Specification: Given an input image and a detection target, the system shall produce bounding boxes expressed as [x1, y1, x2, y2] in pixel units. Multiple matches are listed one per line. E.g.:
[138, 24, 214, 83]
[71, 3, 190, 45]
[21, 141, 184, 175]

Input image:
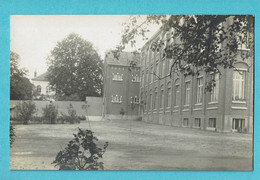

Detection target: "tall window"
[131, 96, 139, 103]
[145, 91, 147, 111]
[37, 85, 41, 95]
[146, 70, 149, 83]
[166, 83, 171, 108]
[196, 77, 203, 104]
[210, 73, 219, 102]
[168, 59, 173, 74]
[184, 81, 191, 105]
[233, 70, 246, 101]
[150, 66, 153, 83]
[155, 63, 159, 80]
[208, 118, 216, 128]
[141, 72, 144, 86]
[161, 59, 166, 77]
[149, 91, 153, 110]
[174, 80, 180, 107]
[154, 88, 158, 110]
[160, 86, 164, 109]
[194, 118, 201, 127]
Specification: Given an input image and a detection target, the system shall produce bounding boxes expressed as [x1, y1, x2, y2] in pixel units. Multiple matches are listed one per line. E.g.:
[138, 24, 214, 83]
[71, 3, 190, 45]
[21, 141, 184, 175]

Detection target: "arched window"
[174, 79, 180, 107]
[154, 88, 158, 110]
[166, 83, 171, 108]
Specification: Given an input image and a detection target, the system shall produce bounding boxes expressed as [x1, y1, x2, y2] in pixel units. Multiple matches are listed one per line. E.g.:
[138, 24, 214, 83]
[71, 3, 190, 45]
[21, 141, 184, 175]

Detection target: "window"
[46, 86, 50, 94]
[232, 118, 245, 130]
[146, 70, 149, 83]
[208, 118, 216, 128]
[196, 77, 203, 104]
[154, 88, 158, 110]
[184, 81, 191, 105]
[155, 63, 159, 80]
[145, 91, 147, 111]
[132, 74, 140, 82]
[149, 91, 153, 110]
[131, 96, 139, 103]
[150, 66, 153, 83]
[210, 73, 219, 102]
[112, 73, 123, 81]
[160, 86, 164, 109]
[161, 59, 166, 77]
[232, 70, 246, 101]
[141, 72, 144, 86]
[168, 59, 173, 74]
[194, 118, 201, 127]
[37, 85, 41, 95]
[166, 84, 171, 108]
[183, 118, 189, 127]
[174, 83, 180, 107]
[111, 95, 122, 103]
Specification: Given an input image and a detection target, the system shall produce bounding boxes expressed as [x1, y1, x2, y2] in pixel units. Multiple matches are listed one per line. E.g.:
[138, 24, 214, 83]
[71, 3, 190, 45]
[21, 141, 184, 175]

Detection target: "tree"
[117, 15, 254, 90]
[16, 101, 37, 124]
[10, 51, 34, 100]
[47, 33, 103, 101]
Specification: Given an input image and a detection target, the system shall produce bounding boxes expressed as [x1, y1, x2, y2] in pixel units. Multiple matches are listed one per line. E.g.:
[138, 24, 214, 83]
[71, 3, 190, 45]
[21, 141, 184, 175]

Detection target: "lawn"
[10, 119, 253, 170]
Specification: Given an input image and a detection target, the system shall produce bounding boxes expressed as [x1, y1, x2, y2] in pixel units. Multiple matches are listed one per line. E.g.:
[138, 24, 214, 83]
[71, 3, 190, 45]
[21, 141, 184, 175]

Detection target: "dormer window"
[132, 74, 140, 82]
[112, 73, 123, 81]
[111, 95, 122, 103]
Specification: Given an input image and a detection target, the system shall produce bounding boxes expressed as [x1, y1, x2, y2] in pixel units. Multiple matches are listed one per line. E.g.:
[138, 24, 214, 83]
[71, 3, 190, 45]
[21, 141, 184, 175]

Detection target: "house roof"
[31, 72, 49, 81]
[105, 51, 140, 66]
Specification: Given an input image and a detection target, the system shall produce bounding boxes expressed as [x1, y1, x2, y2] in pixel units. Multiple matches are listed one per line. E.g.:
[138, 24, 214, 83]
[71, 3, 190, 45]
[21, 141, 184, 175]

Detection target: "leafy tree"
[117, 15, 254, 89]
[16, 101, 37, 124]
[52, 128, 108, 170]
[10, 51, 33, 100]
[47, 33, 103, 101]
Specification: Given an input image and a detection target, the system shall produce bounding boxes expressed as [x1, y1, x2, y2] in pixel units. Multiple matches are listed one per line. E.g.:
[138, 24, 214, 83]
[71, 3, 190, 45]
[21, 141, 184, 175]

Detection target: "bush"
[52, 128, 108, 170]
[42, 103, 58, 124]
[67, 104, 80, 124]
[16, 101, 37, 124]
[78, 115, 86, 121]
[10, 125, 16, 147]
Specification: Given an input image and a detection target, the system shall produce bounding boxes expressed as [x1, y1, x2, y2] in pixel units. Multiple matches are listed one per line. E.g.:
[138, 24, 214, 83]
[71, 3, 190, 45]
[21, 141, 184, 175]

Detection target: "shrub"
[10, 125, 16, 147]
[42, 103, 58, 124]
[52, 128, 108, 170]
[78, 115, 86, 121]
[16, 101, 37, 124]
[67, 104, 79, 124]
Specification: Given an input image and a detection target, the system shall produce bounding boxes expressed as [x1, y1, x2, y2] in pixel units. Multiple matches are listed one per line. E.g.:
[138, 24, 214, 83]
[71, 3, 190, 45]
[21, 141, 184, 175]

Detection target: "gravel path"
[10, 119, 253, 170]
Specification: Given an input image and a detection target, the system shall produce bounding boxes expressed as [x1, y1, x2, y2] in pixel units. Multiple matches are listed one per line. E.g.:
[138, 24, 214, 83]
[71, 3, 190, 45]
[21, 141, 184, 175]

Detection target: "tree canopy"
[47, 33, 103, 101]
[118, 15, 254, 89]
[10, 51, 33, 100]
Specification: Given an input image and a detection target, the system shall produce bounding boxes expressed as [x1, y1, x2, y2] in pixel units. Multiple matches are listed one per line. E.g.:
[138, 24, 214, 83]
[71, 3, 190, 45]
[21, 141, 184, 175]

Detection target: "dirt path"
[10, 119, 253, 170]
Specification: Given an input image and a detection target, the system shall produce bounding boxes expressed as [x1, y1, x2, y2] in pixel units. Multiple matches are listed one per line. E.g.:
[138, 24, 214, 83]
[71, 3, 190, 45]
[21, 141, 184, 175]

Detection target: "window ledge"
[232, 101, 246, 104]
[231, 107, 248, 110]
[206, 127, 216, 131]
[208, 101, 218, 105]
[112, 102, 122, 104]
[183, 105, 190, 107]
[194, 103, 202, 106]
[113, 79, 123, 82]
[206, 107, 218, 110]
[173, 106, 179, 108]
[182, 109, 189, 112]
[193, 126, 201, 129]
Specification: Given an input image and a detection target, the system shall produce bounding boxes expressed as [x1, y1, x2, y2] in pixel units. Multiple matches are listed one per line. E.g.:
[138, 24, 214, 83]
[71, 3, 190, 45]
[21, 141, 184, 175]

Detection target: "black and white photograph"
[10, 15, 254, 170]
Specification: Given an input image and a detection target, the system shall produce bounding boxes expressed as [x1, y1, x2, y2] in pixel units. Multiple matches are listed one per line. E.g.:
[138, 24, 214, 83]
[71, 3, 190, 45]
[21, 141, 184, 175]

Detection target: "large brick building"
[103, 51, 141, 120]
[139, 17, 254, 133]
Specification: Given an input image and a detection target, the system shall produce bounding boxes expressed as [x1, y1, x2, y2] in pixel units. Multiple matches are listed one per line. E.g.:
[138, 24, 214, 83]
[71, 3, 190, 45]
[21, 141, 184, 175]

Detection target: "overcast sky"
[10, 15, 160, 79]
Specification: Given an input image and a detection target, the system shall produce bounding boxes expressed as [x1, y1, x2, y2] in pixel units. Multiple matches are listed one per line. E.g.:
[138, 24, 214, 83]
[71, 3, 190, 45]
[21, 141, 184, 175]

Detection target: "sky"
[10, 15, 160, 79]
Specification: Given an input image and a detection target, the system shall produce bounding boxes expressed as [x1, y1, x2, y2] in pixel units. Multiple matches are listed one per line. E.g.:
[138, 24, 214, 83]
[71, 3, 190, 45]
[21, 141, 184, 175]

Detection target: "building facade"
[139, 18, 254, 133]
[103, 51, 141, 120]
[31, 72, 55, 100]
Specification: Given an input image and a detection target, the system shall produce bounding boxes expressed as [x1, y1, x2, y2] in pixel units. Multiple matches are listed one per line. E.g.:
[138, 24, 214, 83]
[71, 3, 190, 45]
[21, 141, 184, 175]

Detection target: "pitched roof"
[31, 72, 49, 81]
